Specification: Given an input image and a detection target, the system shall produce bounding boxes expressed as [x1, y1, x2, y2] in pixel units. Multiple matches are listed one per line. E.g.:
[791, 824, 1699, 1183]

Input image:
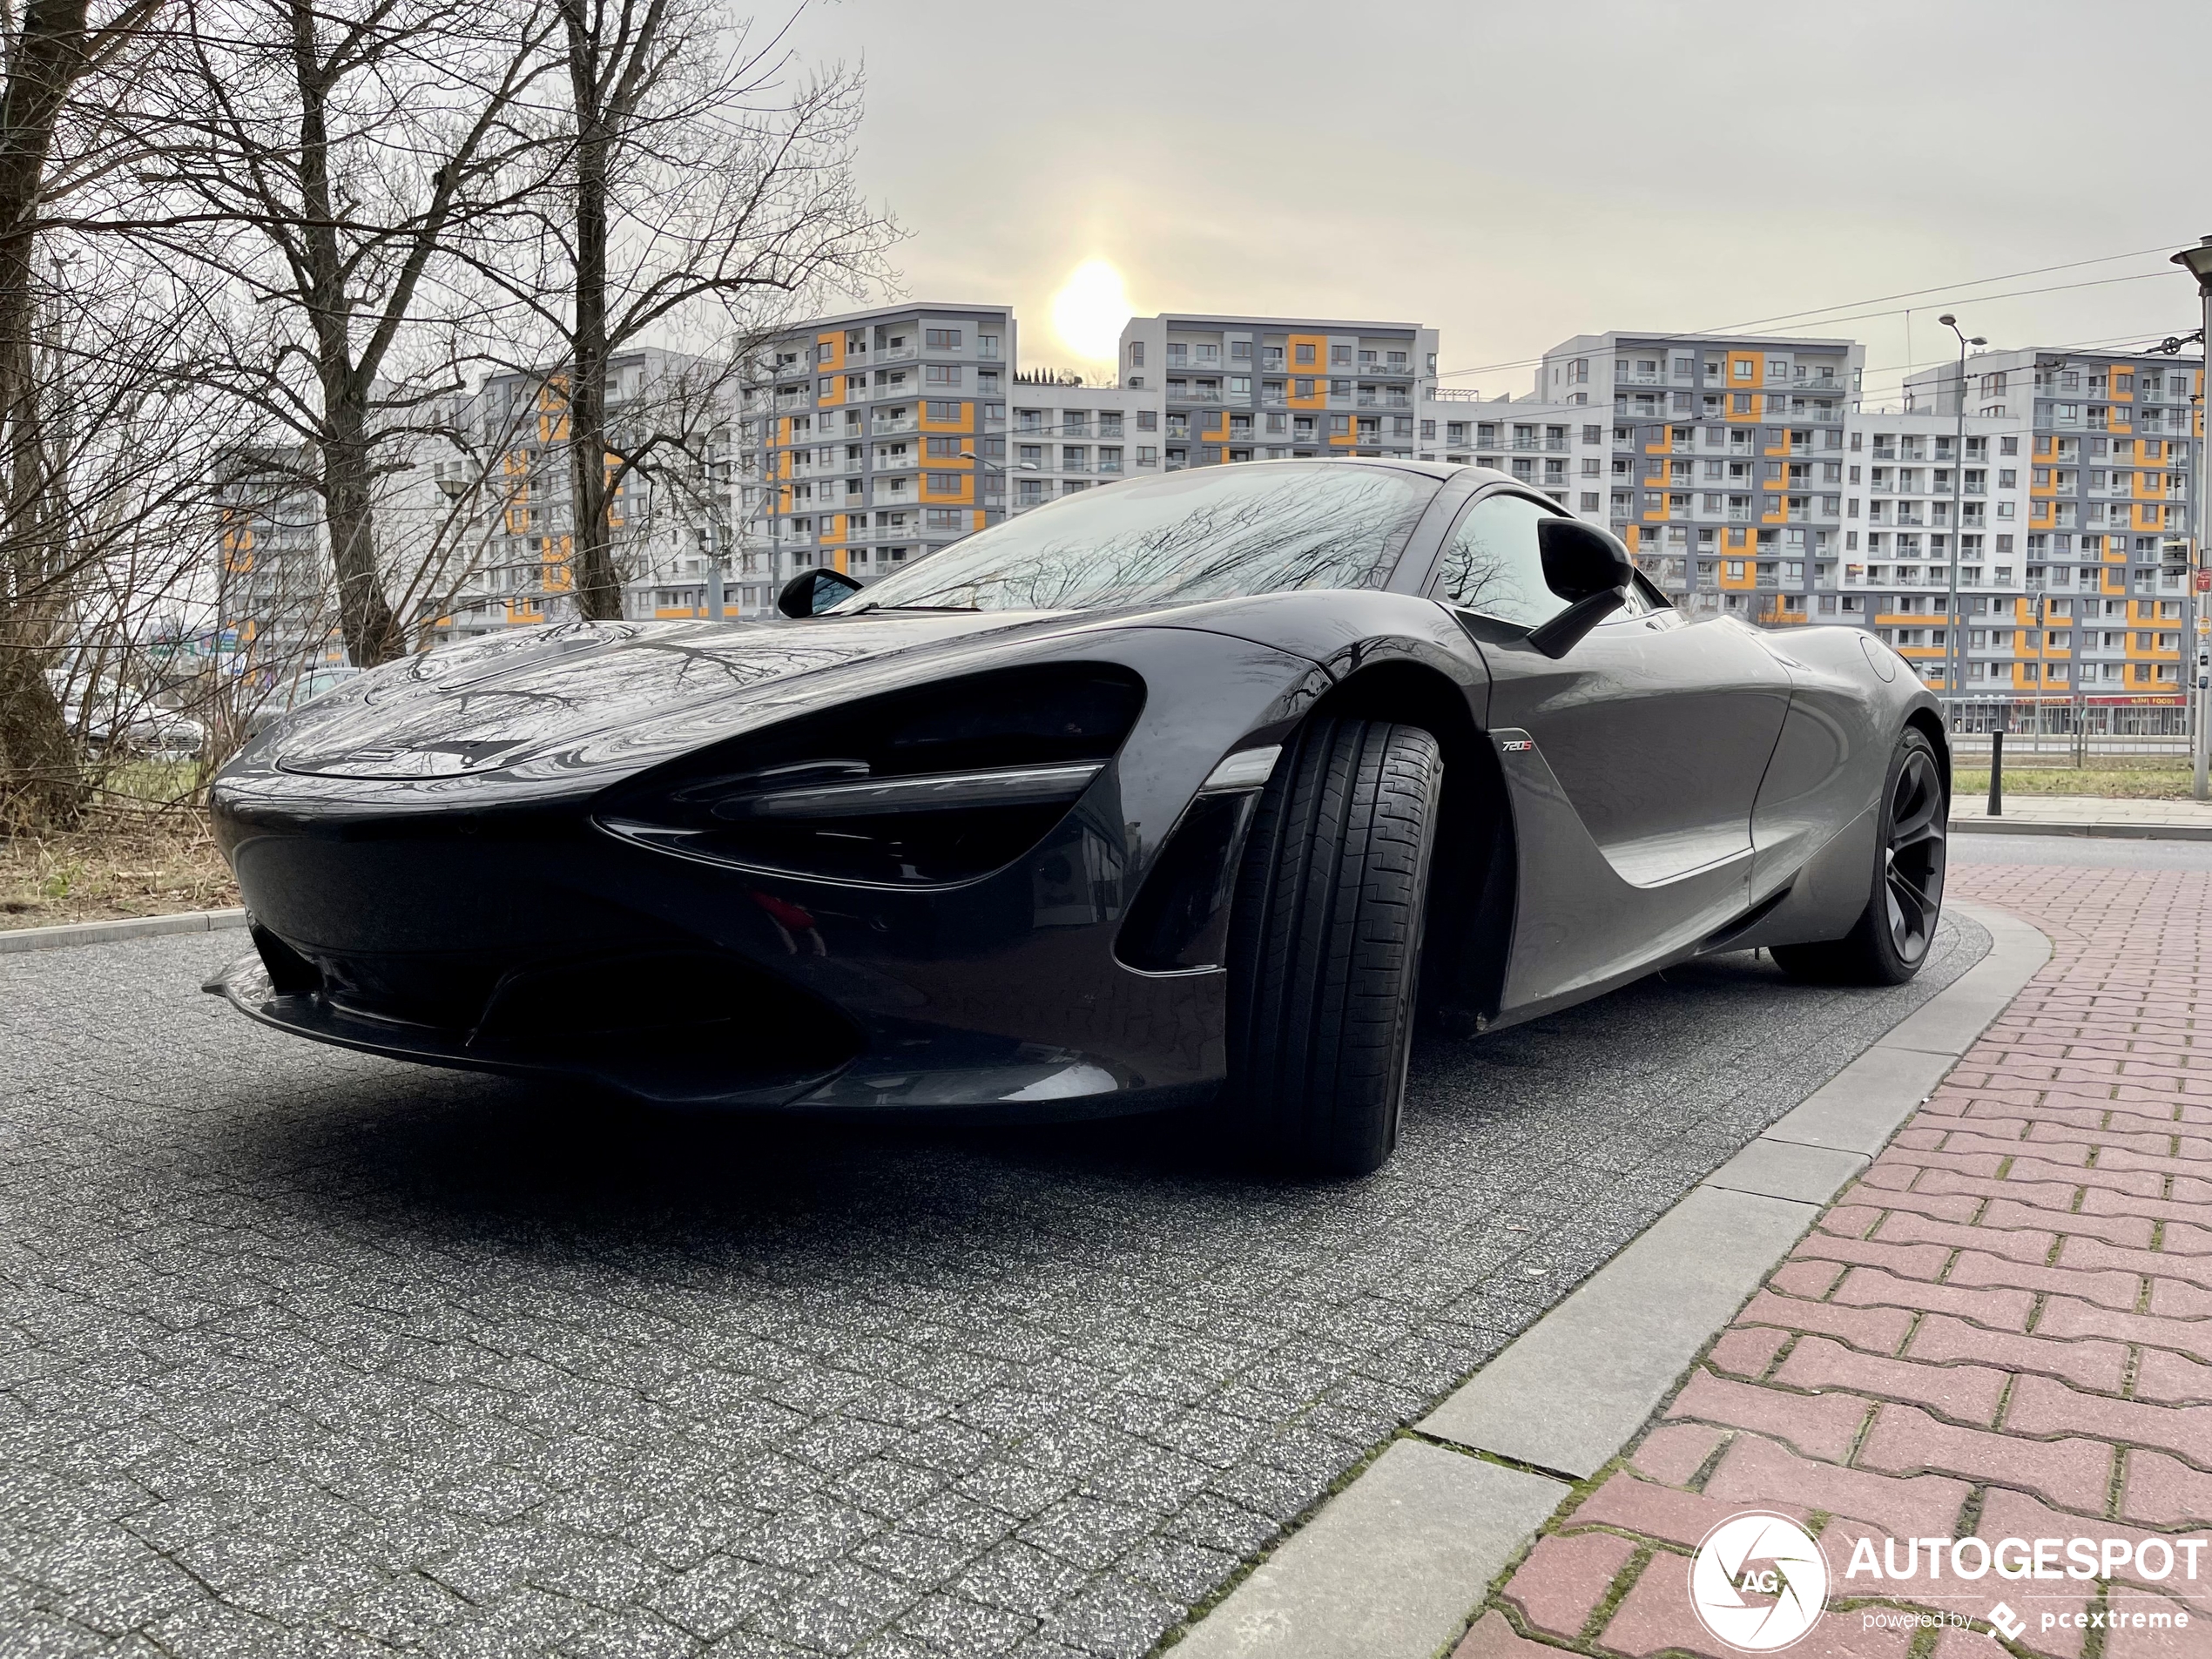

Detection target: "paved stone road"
[1465, 853, 2212, 1659]
[0, 918, 1984, 1659]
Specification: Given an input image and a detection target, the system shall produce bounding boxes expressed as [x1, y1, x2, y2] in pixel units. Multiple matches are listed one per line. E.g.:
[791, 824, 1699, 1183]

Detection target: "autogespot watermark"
[1687, 1512, 2204, 1652]
[1690, 1514, 1830, 1651]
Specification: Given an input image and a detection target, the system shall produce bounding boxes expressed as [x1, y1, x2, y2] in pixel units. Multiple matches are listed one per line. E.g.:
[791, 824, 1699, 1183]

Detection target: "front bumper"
[206, 628, 1323, 1116]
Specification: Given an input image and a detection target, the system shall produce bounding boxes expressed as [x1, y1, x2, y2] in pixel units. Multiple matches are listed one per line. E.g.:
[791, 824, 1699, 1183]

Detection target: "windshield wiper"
[844, 602, 982, 614]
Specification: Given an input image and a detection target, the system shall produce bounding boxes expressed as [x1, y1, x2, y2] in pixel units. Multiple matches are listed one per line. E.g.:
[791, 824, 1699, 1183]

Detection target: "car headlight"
[593, 664, 1145, 887]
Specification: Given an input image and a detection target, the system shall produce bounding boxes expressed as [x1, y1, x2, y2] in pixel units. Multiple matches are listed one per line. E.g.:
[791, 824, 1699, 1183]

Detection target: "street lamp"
[1935, 314, 1986, 718]
[961, 442, 1036, 507]
[2171, 235, 2212, 801]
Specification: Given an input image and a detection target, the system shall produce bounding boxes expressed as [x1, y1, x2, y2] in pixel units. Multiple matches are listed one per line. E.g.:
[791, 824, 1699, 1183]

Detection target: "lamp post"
[960, 442, 1036, 506]
[2171, 236, 2212, 802]
[1936, 314, 1986, 723]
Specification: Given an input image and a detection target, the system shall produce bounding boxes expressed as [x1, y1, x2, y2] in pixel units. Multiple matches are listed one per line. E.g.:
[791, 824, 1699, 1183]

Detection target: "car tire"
[1771, 726, 1947, 987]
[1223, 718, 1442, 1177]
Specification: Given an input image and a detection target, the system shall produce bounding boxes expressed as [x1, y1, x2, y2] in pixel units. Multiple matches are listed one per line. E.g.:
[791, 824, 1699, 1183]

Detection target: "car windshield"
[826, 462, 1440, 613]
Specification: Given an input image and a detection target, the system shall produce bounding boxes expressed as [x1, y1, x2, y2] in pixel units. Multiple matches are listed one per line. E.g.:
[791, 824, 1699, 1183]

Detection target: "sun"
[1049, 259, 1131, 363]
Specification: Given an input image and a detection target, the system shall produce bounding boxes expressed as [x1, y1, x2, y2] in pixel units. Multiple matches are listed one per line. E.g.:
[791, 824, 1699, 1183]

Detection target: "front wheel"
[1772, 726, 1946, 986]
[1222, 718, 1442, 1177]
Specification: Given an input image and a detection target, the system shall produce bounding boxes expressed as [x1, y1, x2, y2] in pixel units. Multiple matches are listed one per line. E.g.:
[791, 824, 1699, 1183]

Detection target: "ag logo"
[1688, 1512, 1830, 1651]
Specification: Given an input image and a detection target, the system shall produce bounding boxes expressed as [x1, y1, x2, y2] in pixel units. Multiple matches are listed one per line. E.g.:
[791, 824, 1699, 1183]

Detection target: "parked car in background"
[87, 709, 207, 761]
[241, 669, 363, 739]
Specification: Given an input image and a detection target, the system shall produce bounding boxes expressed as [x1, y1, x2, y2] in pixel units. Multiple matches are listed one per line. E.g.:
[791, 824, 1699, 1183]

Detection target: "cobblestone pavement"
[0, 915, 1985, 1659]
[1464, 855, 2212, 1659]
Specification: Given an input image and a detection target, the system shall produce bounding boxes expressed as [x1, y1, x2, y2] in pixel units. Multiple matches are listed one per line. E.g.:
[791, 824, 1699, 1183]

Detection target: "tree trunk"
[0, 0, 94, 827]
[563, 3, 620, 623]
[321, 403, 401, 665]
[289, 0, 402, 666]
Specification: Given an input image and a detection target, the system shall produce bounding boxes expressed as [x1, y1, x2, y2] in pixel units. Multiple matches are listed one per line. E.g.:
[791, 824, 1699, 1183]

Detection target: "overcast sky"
[778, 0, 2209, 407]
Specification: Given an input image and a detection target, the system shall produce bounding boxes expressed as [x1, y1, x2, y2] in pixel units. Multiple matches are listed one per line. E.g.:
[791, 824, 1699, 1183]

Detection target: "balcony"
[873, 417, 918, 436]
[878, 343, 917, 362]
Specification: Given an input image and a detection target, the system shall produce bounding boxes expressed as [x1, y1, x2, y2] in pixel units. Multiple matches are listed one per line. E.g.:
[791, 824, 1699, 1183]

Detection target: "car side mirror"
[1526, 517, 1635, 658]
[777, 567, 863, 618]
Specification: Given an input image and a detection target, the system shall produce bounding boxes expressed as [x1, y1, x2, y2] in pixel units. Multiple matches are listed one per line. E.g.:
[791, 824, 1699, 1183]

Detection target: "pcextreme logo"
[1689, 1513, 1830, 1652]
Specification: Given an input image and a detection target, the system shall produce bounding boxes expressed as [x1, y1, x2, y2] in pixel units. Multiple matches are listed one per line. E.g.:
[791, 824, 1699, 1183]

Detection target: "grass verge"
[1952, 766, 2194, 800]
[1, 806, 235, 931]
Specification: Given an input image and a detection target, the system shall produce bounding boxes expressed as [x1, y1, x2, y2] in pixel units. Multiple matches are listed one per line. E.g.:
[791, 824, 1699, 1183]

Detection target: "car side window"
[1433, 493, 1570, 629]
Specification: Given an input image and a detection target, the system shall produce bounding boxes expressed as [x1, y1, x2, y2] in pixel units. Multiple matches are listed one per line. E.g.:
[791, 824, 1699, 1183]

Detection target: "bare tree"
[0, 0, 199, 829]
[488, 0, 896, 621]
[138, 0, 558, 668]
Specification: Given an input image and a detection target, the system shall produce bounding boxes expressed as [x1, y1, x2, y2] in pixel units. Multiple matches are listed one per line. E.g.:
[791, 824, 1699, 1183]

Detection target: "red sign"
[2197, 570, 2211, 592]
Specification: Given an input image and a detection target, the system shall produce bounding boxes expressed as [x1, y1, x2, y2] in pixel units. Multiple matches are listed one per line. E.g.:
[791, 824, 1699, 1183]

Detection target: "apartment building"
[1116, 314, 1440, 467]
[418, 347, 733, 643]
[1004, 378, 1158, 512]
[1527, 333, 1865, 616]
[216, 453, 346, 675]
[1901, 346, 2202, 698]
[1832, 408, 2029, 684]
[733, 302, 1015, 613]
[1416, 396, 1613, 524]
[239, 297, 2199, 699]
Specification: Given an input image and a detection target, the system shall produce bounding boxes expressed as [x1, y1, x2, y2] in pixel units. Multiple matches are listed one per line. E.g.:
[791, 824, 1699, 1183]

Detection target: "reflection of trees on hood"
[847, 469, 1433, 612]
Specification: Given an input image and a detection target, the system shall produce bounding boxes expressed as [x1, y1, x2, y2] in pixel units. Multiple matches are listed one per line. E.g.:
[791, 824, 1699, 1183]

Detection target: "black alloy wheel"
[1881, 738, 1947, 966]
[1771, 727, 1947, 987]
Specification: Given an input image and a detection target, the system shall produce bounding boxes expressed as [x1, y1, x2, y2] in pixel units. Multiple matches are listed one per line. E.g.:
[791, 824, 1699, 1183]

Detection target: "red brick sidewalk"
[1459, 861, 2212, 1659]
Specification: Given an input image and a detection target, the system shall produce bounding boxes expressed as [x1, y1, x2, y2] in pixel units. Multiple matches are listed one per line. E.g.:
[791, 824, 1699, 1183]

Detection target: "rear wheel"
[1223, 718, 1442, 1177]
[1772, 726, 1946, 986]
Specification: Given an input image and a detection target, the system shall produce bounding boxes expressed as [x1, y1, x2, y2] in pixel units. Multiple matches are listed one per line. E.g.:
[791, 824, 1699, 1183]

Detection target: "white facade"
[1004, 381, 1160, 512]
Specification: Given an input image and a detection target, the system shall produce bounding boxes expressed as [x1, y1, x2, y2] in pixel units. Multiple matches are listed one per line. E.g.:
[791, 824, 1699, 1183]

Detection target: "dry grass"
[1952, 765, 2195, 800]
[0, 805, 236, 931]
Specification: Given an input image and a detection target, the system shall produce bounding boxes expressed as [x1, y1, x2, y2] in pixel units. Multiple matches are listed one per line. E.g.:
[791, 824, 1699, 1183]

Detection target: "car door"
[1426, 489, 1792, 1016]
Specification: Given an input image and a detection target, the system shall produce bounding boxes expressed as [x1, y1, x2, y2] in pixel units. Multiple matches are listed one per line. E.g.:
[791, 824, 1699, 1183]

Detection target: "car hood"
[254, 611, 1120, 782]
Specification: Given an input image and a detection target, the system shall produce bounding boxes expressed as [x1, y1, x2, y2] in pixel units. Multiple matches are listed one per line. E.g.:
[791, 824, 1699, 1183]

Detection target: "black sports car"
[208, 459, 1949, 1175]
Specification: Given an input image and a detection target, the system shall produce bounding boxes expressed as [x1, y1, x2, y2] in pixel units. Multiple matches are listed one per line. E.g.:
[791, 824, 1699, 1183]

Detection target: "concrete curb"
[1951, 816, 2212, 842]
[0, 908, 247, 955]
[1164, 898, 2051, 1658]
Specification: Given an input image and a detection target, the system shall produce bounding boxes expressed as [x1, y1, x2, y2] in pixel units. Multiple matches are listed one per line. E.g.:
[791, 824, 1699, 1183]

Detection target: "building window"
[923, 328, 961, 349]
[924, 364, 961, 387]
[924, 471, 961, 492]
